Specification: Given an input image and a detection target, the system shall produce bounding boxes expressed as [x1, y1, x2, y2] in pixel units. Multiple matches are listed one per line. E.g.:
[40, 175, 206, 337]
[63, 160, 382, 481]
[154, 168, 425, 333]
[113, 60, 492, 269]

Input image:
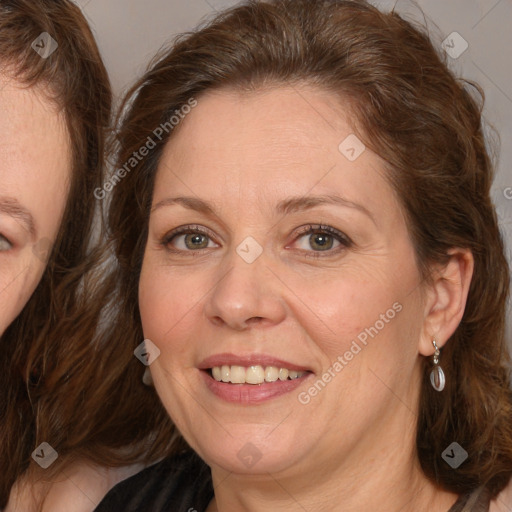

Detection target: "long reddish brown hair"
[104, 0, 512, 499]
[0, 0, 170, 508]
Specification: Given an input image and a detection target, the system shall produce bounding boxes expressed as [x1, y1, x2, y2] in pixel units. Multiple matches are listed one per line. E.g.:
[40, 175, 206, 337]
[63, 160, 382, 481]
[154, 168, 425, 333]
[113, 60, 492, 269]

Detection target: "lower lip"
[201, 371, 312, 404]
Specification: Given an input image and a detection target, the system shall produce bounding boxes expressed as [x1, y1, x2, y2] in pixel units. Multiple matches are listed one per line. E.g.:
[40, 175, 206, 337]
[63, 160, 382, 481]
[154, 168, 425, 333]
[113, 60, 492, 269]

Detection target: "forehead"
[154, 85, 390, 211]
[0, 77, 70, 178]
[0, 76, 65, 138]
[163, 85, 352, 160]
[0, 76, 71, 235]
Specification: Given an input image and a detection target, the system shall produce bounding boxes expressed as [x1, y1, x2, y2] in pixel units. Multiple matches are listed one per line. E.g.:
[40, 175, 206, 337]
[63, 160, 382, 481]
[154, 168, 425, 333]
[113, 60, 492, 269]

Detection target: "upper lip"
[198, 353, 312, 373]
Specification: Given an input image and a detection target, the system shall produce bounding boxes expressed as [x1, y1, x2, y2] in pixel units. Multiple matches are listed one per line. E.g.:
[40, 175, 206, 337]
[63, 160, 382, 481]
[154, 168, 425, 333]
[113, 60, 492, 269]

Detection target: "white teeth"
[246, 365, 265, 384]
[221, 365, 230, 383]
[230, 365, 246, 384]
[264, 366, 279, 382]
[210, 365, 306, 384]
[212, 366, 222, 381]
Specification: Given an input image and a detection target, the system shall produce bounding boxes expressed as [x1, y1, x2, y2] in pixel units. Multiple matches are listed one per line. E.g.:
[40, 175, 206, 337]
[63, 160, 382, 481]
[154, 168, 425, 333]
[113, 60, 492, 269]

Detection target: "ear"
[418, 248, 474, 356]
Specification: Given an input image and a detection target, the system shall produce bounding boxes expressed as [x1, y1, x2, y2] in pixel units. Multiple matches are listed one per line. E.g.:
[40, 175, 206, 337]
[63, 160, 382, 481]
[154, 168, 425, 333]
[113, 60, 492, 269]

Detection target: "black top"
[94, 450, 490, 512]
[94, 451, 214, 512]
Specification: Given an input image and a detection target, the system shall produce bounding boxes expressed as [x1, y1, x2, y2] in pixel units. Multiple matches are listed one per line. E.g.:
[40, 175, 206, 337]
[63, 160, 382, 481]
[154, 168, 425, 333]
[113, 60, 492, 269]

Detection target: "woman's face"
[0, 75, 70, 336]
[139, 86, 429, 478]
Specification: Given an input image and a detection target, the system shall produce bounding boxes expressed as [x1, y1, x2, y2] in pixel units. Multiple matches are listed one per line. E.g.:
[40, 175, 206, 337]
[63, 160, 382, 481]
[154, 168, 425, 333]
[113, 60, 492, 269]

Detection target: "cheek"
[138, 256, 204, 356]
[281, 262, 415, 359]
[0, 256, 46, 335]
[282, 266, 424, 407]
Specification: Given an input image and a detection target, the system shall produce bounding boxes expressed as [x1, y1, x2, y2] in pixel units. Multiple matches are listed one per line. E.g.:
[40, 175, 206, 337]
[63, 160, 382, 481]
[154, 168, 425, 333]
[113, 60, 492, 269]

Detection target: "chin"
[188, 424, 308, 476]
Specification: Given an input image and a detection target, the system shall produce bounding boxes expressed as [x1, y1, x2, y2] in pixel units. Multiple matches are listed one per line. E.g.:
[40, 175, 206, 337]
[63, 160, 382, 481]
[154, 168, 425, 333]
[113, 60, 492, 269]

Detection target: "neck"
[207, 402, 459, 512]
[209, 459, 458, 512]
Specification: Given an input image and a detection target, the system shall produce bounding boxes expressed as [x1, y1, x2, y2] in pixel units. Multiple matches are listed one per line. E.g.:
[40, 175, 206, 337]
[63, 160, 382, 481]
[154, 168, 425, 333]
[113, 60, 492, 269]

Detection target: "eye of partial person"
[0, 234, 13, 251]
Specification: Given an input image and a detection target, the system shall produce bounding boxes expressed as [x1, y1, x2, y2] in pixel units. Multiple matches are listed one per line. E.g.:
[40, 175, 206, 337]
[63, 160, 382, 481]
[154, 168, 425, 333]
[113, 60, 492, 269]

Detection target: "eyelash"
[294, 224, 352, 258]
[161, 224, 352, 258]
[161, 225, 214, 257]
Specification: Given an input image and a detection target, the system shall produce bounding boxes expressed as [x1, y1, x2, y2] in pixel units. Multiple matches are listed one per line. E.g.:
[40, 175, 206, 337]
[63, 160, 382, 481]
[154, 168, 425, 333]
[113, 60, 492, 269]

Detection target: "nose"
[204, 250, 287, 331]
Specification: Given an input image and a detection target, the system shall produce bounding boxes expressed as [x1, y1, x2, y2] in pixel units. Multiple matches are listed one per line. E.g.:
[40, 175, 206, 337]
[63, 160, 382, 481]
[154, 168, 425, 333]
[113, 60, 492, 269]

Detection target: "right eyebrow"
[152, 196, 215, 216]
[0, 196, 36, 238]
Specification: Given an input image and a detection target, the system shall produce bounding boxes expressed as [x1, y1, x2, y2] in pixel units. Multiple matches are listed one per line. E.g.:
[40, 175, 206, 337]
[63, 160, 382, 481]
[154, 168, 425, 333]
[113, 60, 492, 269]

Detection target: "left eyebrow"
[275, 194, 376, 224]
[152, 193, 376, 225]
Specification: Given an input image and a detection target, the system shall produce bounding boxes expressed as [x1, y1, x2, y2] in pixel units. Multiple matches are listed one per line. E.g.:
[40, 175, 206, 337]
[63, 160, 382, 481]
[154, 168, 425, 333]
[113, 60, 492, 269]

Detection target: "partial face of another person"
[139, 86, 431, 478]
[0, 74, 70, 336]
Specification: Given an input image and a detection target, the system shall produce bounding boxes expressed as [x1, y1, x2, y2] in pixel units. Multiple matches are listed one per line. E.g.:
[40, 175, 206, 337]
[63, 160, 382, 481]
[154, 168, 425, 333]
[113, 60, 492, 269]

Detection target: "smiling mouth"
[209, 365, 310, 385]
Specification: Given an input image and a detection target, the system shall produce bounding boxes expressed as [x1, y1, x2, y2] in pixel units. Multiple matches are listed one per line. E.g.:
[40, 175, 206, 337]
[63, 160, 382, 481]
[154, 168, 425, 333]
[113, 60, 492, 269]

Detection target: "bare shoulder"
[40, 461, 146, 511]
[490, 477, 512, 512]
[5, 461, 145, 512]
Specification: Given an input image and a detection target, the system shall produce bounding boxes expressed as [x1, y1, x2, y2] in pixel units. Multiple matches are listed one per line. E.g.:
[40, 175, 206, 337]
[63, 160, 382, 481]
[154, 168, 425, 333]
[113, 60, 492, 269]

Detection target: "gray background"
[74, 0, 512, 346]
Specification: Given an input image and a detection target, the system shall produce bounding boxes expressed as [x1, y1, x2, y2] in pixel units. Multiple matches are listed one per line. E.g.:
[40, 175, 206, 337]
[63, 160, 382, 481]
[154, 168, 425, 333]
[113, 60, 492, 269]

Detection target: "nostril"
[246, 316, 264, 324]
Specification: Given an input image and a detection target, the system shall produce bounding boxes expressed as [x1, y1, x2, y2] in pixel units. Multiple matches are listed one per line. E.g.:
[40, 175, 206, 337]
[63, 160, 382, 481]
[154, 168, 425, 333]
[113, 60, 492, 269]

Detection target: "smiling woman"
[94, 0, 512, 511]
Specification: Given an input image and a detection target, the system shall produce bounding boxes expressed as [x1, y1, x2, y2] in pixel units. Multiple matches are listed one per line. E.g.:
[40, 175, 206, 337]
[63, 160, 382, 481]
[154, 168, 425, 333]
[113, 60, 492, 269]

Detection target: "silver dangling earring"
[429, 339, 445, 392]
[143, 367, 154, 387]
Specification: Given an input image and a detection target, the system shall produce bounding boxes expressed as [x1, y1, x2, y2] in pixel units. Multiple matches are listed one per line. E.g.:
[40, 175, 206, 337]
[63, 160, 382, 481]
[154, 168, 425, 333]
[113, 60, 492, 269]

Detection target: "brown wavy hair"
[102, 0, 512, 500]
[0, 0, 168, 508]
